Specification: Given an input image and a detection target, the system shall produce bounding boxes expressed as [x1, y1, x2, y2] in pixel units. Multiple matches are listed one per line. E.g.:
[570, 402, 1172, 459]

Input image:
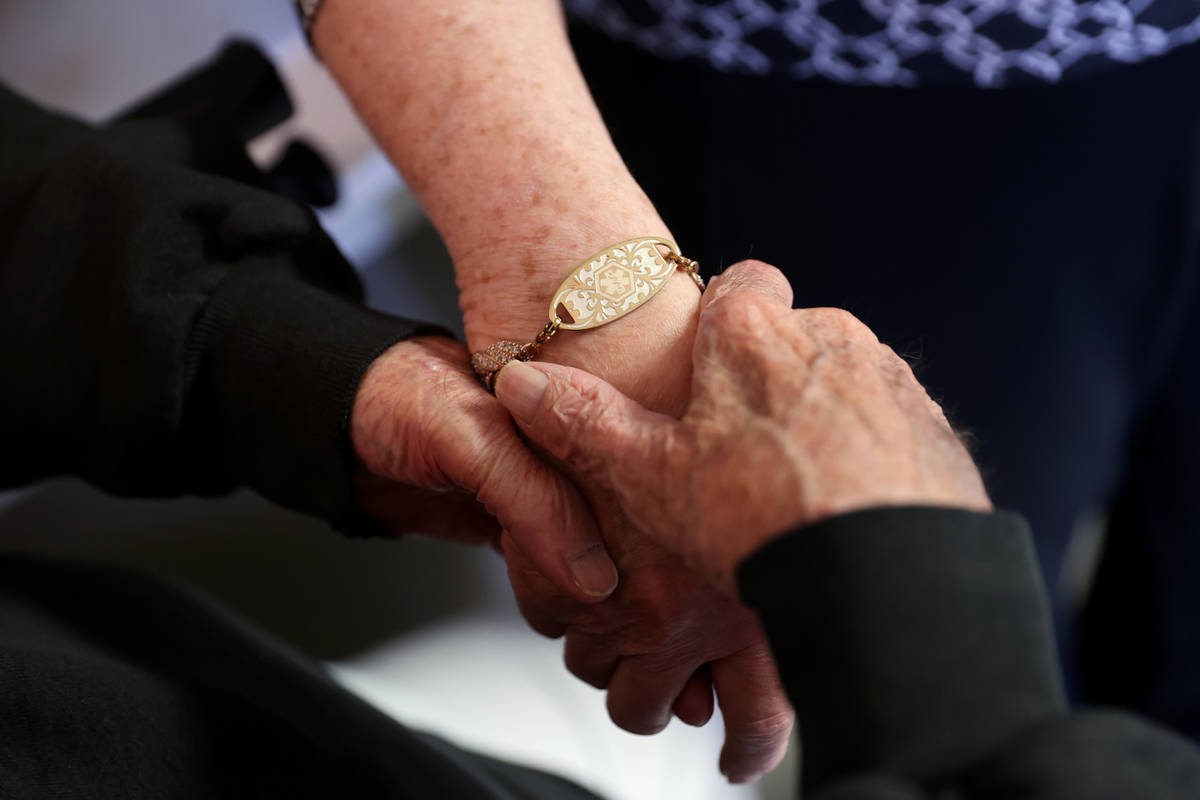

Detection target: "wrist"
[551, 271, 700, 415]
[456, 216, 702, 416]
[452, 194, 672, 343]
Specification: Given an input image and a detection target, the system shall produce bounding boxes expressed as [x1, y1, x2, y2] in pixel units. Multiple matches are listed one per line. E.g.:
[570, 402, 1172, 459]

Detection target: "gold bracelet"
[470, 236, 704, 391]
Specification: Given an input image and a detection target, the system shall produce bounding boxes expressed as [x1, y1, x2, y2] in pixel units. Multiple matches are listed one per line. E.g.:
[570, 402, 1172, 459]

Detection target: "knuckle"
[813, 306, 871, 337]
[563, 638, 611, 688]
[514, 593, 566, 639]
[622, 577, 702, 643]
[607, 694, 669, 735]
[658, 427, 698, 486]
[722, 708, 796, 778]
[530, 618, 566, 640]
[549, 379, 626, 467]
[564, 656, 589, 682]
[877, 342, 908, 368]
[877, 343, 918, 383]
[707, 294, 773, 339]
[727, 258, 776, 282]
[470, 438, 530, 507]
[729, 707, 796, 744]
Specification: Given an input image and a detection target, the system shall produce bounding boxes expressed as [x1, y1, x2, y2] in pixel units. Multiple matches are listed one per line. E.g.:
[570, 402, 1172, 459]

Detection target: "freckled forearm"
[314, 0, 668, 324]
[315, 0, 698, 413]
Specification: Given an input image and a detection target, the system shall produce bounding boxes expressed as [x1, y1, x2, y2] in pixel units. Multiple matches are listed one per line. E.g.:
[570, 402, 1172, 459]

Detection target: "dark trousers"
[574, 30, 1200, 736]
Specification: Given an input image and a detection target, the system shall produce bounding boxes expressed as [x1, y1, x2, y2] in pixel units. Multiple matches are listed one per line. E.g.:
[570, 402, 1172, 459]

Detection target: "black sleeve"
[737, 506, 1200, 799]
[0, 83, 445, 528]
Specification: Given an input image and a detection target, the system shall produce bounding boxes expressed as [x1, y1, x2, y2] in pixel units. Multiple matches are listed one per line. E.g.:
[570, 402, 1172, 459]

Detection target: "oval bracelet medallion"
[548, 237, 678, 330]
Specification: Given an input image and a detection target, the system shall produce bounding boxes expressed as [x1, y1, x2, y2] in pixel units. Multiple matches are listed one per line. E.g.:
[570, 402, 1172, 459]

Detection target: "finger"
[672, 667, 715, 727]
[472, 429, 619, 603]
[710, 642, 795, 783]
[700, 259, 794, 315]
[563, 631, 618, 689]
[605, 653, 699, 735]
[501, 543, 568, 639]
[354, 474, 504, 545]
[494, 359, 677, 493]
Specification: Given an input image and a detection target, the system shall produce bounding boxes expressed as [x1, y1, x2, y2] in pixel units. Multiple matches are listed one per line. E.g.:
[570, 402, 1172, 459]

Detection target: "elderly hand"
[501, 514, 792, 783]
[494, 259, 992, 593]
[349, 334, 619, 603]
[483, 264, 828, 783]
[490, 259, 989, 780]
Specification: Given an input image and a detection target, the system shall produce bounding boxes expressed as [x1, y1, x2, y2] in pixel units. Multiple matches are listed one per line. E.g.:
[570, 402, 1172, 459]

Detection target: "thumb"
[494, 360, 673, 487]
[470, 428, 621, 603]
[700, 259, 794, 316]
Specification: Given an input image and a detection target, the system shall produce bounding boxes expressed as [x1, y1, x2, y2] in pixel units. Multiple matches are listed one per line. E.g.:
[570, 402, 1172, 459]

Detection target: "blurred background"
[0, 1, 788, 797]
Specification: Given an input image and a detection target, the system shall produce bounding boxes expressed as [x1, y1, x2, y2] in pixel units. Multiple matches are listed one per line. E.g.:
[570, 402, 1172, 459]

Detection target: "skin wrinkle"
[649, 424, 696, 542]
[348, 337, 520, 545]
[696, 296, 791, 410]
[825, 359, 892, 446]
[352, 336, 627, 574]
[718, 339, 777, 415]
[489, 460, 578, 554]
[404, 366, 477, 485]
[709, 421, 811, 569]
[769, 347, 826, 431]
[763, 345, 823, 422]
[547, 378, 609, 476]
[719, 707, 797, 782]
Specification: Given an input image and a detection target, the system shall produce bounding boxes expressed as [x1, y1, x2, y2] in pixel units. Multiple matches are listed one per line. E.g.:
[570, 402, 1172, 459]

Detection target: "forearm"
[313, 0, 699, 412]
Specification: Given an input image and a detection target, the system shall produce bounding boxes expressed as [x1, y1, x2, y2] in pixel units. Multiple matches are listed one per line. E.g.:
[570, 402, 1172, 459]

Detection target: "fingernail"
[495, 361, 549, 423]
[568, 544, 619, 598]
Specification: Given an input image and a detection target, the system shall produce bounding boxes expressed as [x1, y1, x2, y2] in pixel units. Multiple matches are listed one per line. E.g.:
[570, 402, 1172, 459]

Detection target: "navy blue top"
[565, 0, 1200, 86]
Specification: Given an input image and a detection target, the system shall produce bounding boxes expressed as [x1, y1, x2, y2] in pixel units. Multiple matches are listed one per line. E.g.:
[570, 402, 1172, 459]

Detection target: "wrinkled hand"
[494, 259, 992, 593]
[352, 337, 792, 778]
[501, 517, 793, 783]
[349, 334, 619, 603]
[483, 280, 798, 783]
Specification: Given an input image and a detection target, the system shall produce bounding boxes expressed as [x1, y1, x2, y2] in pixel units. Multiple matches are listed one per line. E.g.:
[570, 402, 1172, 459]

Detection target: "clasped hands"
[349, 260, 990, 783]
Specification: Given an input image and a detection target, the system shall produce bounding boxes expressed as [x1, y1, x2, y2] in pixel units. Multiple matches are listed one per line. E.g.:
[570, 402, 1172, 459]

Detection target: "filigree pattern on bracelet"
[470, 236, 704, 392]
[550, 237, 678, 330]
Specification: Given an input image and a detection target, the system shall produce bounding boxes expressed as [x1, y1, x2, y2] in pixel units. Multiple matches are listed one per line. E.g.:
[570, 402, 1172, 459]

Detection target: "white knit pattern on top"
[565, 0, 1200, 87]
